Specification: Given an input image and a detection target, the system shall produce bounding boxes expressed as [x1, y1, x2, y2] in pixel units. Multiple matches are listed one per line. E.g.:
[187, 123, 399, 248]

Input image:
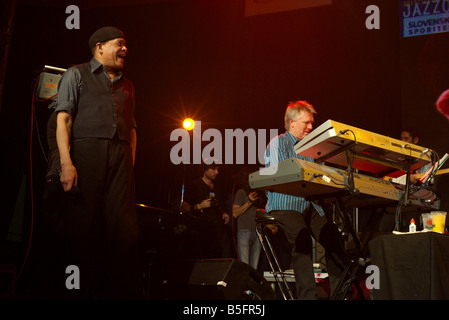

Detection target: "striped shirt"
[264, 130, 324, 216]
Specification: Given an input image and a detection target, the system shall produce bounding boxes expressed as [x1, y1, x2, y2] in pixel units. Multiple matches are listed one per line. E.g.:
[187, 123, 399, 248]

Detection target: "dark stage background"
[1, 0, 449, 298]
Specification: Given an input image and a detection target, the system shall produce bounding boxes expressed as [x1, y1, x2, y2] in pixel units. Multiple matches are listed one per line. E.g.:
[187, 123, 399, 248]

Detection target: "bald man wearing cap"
[55, 26, 140, 299]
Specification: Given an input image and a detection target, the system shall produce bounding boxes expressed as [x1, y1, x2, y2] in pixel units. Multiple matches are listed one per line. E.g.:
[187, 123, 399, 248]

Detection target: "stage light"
[183, 118, 195, 130]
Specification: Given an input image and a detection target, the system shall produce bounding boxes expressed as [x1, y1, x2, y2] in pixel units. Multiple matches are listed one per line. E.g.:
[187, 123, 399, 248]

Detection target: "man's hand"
[248, 191, 259, 203]
[222, 213, 230, 225]
[60, 163, 78, 192]
[198, 198, 212, 209]
[410, 173, 421, 185]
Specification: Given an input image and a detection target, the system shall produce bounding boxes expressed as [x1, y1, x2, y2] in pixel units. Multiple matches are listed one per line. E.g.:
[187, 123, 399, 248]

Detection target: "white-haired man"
[264, 100, 347, 300]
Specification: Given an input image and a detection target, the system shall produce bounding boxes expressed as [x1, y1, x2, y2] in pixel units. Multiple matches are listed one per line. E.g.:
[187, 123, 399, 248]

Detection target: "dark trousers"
[65, 137, 140, 299]
[196, 218, 235, 259]
[269, 208, 347, 300]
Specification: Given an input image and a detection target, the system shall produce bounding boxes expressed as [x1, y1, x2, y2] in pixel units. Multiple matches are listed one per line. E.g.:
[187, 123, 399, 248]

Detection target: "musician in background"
[400, 127, 431, 184]
[181, 161, 234, 258]
[400, 127, 420, 145]
[264, 100, 347, 300]
[232, 167, 265, 270]
[398, 127, 440, 231]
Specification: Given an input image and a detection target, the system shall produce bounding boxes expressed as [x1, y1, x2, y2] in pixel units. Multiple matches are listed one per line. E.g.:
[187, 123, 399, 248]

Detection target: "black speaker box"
[164, 258, 275, 300]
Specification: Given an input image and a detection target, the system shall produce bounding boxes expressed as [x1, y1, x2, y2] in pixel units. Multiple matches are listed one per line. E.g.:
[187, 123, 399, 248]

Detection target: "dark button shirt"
[55, 57, 136, 143]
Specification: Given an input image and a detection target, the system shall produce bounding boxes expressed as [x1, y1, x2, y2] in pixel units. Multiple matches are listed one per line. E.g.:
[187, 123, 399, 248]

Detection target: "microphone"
[57, 168, 80, 197]
[209, 192, 217, 206]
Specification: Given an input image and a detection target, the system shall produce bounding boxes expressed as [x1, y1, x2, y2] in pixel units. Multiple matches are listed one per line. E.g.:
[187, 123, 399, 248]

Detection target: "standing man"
[264, 100, 347, 300]
[55, 26, 140, 299]
[232, 168, 264, 270]
[181, 161, 233, 258]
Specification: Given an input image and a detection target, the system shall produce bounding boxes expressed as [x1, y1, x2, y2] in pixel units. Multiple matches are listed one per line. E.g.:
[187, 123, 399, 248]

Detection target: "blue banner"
[401, 0, 449, 37]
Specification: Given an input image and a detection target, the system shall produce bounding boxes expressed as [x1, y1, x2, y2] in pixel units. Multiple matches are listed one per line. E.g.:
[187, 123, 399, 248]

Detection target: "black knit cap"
[88, 26, 125, 49]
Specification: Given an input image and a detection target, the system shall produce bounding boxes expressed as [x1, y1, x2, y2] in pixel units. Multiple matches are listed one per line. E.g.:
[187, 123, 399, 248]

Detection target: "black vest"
[72, 62, 135, 143]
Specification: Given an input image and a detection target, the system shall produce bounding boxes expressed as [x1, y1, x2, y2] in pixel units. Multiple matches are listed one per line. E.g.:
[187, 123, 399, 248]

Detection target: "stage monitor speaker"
[164, 258, 275, 300]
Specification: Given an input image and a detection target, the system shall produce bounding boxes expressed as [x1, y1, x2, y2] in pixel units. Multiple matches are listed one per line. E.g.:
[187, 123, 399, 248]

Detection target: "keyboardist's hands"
[410, 173, 420, 184]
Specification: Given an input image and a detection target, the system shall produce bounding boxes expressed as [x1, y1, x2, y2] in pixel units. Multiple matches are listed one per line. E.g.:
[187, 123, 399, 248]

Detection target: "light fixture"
[182, 118, 195, 131]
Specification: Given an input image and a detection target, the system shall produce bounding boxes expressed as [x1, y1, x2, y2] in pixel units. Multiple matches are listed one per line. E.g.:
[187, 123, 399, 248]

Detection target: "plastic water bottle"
[409, 218, 416, 233]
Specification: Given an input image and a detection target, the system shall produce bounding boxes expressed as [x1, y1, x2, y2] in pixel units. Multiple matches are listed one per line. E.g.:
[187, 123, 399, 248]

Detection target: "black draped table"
[369, 232, 449, 300]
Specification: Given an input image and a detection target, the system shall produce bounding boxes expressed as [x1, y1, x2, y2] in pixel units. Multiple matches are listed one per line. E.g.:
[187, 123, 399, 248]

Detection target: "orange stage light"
[183, 118, 195, 131]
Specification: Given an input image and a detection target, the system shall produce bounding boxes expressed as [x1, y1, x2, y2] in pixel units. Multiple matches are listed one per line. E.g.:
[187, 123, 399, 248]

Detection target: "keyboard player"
[263, 100, 347, 300]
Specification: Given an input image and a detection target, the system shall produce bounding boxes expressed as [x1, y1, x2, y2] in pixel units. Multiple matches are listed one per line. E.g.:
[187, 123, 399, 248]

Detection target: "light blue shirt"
[264, 130, 324, 216]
